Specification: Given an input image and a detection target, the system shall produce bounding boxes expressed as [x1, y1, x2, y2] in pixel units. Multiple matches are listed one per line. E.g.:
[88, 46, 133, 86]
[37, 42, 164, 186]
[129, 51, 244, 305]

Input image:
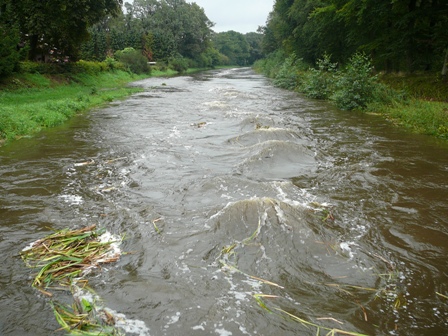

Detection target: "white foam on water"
[96, 231, 122, 263]
[59, 194, 83, 205]
[164, 311, 181, 329]
[169, 126, 181, 138]
[108, 308, 151, 336]
[273, 181, 314, 208]
[339, 241, 357, 260]
[215, 326, 233, 336]
[202, 101, 229, 109]
[192, 322, 206, 331]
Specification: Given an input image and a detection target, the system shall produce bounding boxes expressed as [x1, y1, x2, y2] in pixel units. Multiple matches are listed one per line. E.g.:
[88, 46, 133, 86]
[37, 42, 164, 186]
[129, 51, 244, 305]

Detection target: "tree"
[443, 48, 448, 77]
[10, 0, 123, 61]
[0, 1, 20, 76]
[129, 0, 213, 61]
[212, 31, 250, 66]
[245, 32, 264, 64]
[263, 0, 448, 73]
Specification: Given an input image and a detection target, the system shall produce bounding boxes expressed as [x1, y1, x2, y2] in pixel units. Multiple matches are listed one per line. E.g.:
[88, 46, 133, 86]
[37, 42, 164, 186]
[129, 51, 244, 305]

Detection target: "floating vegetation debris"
[191, 121, 207, 128]
[255, 123, 270, 129]
[20, 224, 121, 291]
[152, 217, 163, 234]
[21, 225, 127, 335]
[49, 282, 125, 336]
[221, 262, 285, 289]
[436, 292, 448, 300]
[253, 294, 369, 336]
[308, 201, 335, 222]
[74, 159, 95, 167]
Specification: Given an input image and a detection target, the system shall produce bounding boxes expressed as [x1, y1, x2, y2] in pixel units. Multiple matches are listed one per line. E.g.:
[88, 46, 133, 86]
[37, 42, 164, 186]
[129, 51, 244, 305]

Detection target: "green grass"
[0, 70, 154, 145]
[370, 99, 448, 138]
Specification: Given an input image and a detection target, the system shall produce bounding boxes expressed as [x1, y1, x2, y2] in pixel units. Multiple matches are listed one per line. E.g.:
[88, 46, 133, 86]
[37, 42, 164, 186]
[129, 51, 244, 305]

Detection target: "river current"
[0, 68, 447, 335]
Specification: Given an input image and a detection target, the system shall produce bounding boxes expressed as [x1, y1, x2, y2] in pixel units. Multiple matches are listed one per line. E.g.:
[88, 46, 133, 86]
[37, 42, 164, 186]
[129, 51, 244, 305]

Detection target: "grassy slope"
[369, 73, 448, 138]
[0, 71, 153, 145]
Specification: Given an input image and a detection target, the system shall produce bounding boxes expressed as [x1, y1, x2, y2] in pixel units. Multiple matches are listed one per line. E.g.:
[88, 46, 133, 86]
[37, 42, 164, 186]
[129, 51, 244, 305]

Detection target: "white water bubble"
[59, 194, 83, 205]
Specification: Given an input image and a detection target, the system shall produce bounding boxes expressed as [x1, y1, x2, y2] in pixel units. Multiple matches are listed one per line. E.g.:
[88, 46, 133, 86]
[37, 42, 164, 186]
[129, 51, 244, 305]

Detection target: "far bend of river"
[1, 68, 447, 336]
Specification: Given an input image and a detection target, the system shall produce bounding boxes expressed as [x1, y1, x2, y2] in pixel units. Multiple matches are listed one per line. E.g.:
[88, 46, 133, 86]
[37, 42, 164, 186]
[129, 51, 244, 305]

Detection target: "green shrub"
[71, 60, 108, 74]
[272, 53, 304, 90]
[331, 53, 378, 110]
[300, 54, 338, 99]
[253, 50, 287, 78]
[169, 55, 189, 73]
[19, 61, 41, 74]
[114, 48, 150, 75]
[104, 57, 125, 71]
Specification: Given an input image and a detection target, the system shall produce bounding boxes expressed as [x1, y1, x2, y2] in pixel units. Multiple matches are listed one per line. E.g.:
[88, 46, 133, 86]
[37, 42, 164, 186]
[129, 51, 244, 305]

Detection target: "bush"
[19, 61, 41, 74]
[331, 53, 378, 110]
[253, 50, 287, 78]
[18, 61, 61, 74]
[272, 53, 304, 90]
[114, 48, 150, 74]
[300, 54, 338, 99]
[71, 60, 108, 74]
[104, 57, 125, 71]
[169, 55, 189, 73]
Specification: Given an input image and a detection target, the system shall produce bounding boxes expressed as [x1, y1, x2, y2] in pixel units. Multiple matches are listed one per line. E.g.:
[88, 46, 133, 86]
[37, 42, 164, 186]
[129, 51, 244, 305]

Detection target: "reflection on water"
[0, 68, 447, 335]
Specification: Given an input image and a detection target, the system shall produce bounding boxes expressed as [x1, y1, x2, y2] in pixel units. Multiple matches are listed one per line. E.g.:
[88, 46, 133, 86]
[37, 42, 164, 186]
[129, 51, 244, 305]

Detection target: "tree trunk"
[28, 34, 39, 61]
[442, 47, 448, 77]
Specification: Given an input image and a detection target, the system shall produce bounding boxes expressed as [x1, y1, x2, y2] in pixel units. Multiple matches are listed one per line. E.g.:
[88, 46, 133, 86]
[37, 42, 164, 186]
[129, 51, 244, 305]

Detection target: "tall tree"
[264, 0, 448, 72]
[245, 32, 264, 64]
[212, 31, 250, 65]
[129, 0, 213, 61]
[0, 0, 20, 76]
[10, 0, 123, 61]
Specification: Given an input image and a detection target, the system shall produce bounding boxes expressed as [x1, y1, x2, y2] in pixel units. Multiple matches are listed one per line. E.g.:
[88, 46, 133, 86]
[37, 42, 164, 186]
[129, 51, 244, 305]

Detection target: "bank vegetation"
[254, 51, 448, 139]
[255, 0, 448, 139]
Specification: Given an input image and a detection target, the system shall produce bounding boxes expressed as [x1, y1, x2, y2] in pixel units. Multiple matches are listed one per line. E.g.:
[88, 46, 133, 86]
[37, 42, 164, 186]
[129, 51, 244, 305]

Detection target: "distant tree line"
[261, 0, 448, 73]
[0, 0, 263, 77]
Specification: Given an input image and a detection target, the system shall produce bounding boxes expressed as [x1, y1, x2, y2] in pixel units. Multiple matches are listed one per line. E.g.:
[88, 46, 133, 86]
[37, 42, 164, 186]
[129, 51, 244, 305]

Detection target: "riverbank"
[0, 71, 142, 145]
[369, 73, 448, 138]
[0, 67, 182, 146]
[0, 64, 239, 146]
[254, 54, 448, 139]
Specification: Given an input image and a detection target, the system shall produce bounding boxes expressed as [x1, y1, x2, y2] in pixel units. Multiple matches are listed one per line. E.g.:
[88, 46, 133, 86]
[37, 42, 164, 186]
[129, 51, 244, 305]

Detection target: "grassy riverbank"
[254, 53, 448, 139]
[0, 70, 153, 145]
[0, 63, 236, 146]
[368, 73, 448, 137]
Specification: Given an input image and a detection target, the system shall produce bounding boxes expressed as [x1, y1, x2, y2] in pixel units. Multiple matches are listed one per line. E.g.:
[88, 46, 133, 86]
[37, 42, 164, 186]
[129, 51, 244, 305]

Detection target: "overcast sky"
[190, 0, 274, 34]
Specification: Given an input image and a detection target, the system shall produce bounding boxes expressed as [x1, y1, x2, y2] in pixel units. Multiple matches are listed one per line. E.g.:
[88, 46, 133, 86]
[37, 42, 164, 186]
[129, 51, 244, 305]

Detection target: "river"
[0, 68, 447, 335]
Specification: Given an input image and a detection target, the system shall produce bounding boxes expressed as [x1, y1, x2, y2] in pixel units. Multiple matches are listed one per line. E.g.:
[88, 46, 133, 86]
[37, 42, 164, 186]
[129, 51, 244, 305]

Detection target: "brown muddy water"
[0, 68, 447, 335]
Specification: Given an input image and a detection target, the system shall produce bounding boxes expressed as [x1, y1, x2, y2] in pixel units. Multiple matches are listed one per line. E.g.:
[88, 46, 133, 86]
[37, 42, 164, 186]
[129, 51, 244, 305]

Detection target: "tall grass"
[371, 99, 448, 138]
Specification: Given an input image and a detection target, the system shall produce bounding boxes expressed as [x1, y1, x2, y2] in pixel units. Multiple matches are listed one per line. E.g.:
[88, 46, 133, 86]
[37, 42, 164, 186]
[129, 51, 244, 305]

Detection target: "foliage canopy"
[0, 0, 263, 74]
[262, 0, 448, 73]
